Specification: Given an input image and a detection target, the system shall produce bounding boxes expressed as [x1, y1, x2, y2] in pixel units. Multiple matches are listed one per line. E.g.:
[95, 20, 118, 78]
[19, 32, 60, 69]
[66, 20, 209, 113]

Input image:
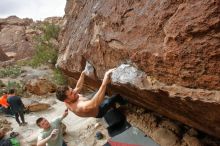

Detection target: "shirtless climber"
[56, 68, 126, 118]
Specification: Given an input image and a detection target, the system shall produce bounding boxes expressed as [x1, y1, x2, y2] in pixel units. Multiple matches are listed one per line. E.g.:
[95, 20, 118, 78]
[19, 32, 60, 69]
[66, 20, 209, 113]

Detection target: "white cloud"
[0, 0, 66, 20]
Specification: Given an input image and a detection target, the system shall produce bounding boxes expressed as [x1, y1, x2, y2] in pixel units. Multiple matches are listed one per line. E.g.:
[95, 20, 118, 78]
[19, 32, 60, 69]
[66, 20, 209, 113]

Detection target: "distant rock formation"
[0, 16, 63, 61]
[0, 16, 35, 60]
[56, 0, 220, 138]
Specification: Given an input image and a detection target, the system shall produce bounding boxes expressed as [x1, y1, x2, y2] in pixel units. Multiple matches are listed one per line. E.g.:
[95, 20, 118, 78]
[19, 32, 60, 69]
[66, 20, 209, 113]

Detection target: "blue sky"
[0, 0, 66, 20]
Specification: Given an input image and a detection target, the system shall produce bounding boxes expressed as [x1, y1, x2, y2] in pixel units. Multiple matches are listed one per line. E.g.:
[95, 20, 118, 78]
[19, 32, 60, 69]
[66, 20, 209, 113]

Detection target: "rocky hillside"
[56, 0, 220, 138]
[0, 16, 63, 61]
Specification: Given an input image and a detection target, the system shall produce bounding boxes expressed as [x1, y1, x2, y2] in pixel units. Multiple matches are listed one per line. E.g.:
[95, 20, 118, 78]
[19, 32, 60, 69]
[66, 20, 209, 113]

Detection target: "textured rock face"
[0, 16, 35, 60]
[0, 16, 63, 61]
[57, 0, 220, 138]
[0, 48, 9, 61]
[25, 78, 57, 95]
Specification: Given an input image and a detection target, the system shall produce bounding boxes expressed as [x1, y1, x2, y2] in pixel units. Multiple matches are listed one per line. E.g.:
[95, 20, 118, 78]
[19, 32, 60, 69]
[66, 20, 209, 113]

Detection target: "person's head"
[56, 86, 79, 103]
[36, 117, 50, 129]
[8, 89, 16, 95]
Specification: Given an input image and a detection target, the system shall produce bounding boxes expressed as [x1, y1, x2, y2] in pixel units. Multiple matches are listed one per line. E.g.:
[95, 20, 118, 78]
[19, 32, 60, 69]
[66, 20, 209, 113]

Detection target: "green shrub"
[29, 23, 60, 67]
[0, 89, 6, 95]
[42, 23, 60, 41]
[29, 43, 58, 67]
[6, 81, 23, 96]
[0, 81, 23, 96]
[0, 80, 5, 87]
[52, 68, 67, 85]
[0, 66, 22, 78]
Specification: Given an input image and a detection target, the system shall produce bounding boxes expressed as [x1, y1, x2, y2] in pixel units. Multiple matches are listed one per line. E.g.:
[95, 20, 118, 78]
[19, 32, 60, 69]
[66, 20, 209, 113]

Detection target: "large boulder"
[0, 16, 35, 60]
[56, 0, 220, 138]
[25, 78, 57, 95]
[27, 103, 50, 112]
[0, 16, 63, 61]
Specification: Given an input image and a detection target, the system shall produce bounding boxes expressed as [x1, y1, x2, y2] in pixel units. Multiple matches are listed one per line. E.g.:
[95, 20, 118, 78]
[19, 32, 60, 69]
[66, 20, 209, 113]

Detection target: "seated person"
[0, 128, 20, 146]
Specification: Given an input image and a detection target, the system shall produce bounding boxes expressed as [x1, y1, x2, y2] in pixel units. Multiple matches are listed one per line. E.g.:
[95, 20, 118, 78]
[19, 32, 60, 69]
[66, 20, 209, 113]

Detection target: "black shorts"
[96, 101, 108, 118]
[95, 94, 126, 118]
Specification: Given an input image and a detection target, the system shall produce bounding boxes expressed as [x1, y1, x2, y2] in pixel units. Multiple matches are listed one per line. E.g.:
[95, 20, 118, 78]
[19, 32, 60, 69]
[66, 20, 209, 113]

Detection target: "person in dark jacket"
[7, 89, 27, 126]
